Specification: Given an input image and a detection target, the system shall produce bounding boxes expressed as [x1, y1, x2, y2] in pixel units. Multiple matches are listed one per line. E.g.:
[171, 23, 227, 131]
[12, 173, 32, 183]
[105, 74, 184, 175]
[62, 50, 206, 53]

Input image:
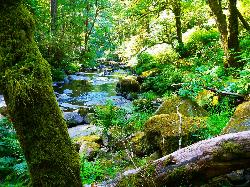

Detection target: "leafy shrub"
[185, 28, 220, 55]
[183, 28, 223, 66]
[141, 64, 183, 95]
[51, 68, 66, 81]
[94, 101, 128, 134]
[133, 91, 157, 113]
[80, 156, 117, 185]
[0, 117, 29, 185]
[135, 52, 159, 75]
[178, 65, 226, 100]
[204, 112, 231, 138]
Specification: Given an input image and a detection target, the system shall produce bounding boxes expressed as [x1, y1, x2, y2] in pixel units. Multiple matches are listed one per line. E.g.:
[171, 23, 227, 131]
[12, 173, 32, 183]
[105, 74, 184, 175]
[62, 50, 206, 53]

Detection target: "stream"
[53, 67, 133, 138]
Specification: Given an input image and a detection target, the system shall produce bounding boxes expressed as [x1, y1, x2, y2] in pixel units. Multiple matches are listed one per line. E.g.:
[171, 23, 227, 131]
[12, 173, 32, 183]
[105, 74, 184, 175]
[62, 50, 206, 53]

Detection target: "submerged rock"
[223, 101, 250, 134]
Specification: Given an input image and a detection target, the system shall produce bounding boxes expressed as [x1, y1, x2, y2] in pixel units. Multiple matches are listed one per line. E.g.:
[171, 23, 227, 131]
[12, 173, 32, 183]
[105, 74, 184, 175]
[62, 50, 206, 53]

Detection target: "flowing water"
[53, 70, 132, 112]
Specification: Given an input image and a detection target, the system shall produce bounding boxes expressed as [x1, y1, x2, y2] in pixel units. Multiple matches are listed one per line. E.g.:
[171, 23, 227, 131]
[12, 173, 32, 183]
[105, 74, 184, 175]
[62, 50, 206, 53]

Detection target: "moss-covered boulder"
[143, 114, 206, 156]
[222, 101, 250, 134]
[155, 96, 208, 117]
[116, 77, 140, 96]
[73, 135, 102, 160]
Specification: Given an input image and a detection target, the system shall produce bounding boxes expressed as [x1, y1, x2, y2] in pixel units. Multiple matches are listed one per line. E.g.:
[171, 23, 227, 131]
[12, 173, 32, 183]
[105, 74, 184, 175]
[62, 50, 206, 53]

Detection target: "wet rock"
[63, 77, 70, 84]
[68, 124, 101, 138]
[64, 111, 84, 126]
[57, 94, 71, 100]
[0, 95, 6, 108]
[60, 103, 80, 110]
[84, 113, 95, 124]
[223, 101, 250, 134]
[63, 89, 73, 95]
[116, 77, 140, 96]
[226, 170, 246, 185]
[155, 95, 208, 117]
[78, 107, 94, 117]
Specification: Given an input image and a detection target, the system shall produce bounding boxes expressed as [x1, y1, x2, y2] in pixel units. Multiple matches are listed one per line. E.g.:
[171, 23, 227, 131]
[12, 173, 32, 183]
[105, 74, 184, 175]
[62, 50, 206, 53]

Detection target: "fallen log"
[105, 131, 250, 187]
[206, 87, 245, 98]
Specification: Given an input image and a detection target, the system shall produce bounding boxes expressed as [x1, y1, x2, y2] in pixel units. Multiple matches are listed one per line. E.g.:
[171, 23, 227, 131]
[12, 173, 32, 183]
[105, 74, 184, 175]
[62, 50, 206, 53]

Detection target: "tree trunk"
[0, 1, 82, 186]
[172, 0, 183, 48]
[237, 8, 250, 32]
[51, 0, 57, 34]
[108, 131, 250, 187]
[228, 0, 240, 67]
[207, 0, 229, 67]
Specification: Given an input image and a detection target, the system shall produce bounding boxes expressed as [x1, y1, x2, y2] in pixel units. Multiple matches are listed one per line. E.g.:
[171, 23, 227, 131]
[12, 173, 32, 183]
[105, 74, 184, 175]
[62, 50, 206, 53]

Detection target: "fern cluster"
[0, 117, 29, 185]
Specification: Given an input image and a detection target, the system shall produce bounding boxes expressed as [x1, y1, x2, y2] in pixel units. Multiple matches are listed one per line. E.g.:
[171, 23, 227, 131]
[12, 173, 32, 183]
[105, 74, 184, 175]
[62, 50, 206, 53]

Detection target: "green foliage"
[51, 68, 66, 81]
[183, 28, 223, 65]
[0, 117, 29, 185]
[135, 52, 159, 75]
[94, 100, 151, 135]
[133, 91, 157, 113]
[142, 64, 183, 95]
[179, 65, 226, 99]
[80, 156, 117, 184]
[204, 112, 231, 138]
[94, 100, 128, 133]
[185, 28, 220, 54]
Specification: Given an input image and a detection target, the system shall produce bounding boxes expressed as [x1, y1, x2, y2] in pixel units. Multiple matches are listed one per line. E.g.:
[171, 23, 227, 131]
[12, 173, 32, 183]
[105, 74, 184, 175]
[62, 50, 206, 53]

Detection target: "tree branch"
[236, 8, 250, 32]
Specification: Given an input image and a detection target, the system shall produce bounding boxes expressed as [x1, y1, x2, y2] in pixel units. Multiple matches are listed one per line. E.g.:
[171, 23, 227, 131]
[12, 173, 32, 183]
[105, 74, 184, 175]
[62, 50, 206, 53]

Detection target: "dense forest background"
[0, 0, 250, 186]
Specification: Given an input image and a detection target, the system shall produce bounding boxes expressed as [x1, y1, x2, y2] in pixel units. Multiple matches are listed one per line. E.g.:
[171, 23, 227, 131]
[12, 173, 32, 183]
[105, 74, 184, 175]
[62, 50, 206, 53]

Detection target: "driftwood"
[104, 131, 250, 186]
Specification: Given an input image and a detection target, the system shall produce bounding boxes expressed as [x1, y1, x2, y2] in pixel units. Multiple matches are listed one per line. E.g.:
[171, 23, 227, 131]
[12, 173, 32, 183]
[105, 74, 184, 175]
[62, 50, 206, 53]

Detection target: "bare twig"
[176, 101, 183, 149]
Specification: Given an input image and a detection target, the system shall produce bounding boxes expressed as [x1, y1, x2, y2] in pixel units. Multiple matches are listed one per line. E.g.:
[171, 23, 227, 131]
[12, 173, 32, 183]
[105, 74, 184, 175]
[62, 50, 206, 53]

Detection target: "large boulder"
[155, 96, 208, 117]
[222, 101, 250, 134]
[116, 77, 140, 96]
[143, 113, 206, 156]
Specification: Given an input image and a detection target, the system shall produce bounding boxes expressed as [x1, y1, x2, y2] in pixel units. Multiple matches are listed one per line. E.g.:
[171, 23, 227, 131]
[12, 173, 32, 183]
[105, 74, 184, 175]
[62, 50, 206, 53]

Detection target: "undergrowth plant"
[0, 117, 29, 186]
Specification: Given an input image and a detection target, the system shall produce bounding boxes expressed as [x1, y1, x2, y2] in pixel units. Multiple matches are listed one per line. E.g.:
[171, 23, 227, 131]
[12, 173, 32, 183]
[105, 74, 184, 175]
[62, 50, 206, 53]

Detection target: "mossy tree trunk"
[0, 1, 82, 186]
[208, 0, 242, 68]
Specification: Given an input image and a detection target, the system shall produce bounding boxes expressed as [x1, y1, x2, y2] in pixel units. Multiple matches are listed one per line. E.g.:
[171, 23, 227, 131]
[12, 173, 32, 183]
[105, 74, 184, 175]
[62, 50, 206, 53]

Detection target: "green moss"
[117, 162, 157, 187]
[0, 2, 81, 186]
[223, 101, 250, 134]
[116, 77, 140, 94]
[143, 113, 206, 156]
[73, 135, 101, 143]
[155, 96, 208, 117]
[213, 141, 243, 160]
